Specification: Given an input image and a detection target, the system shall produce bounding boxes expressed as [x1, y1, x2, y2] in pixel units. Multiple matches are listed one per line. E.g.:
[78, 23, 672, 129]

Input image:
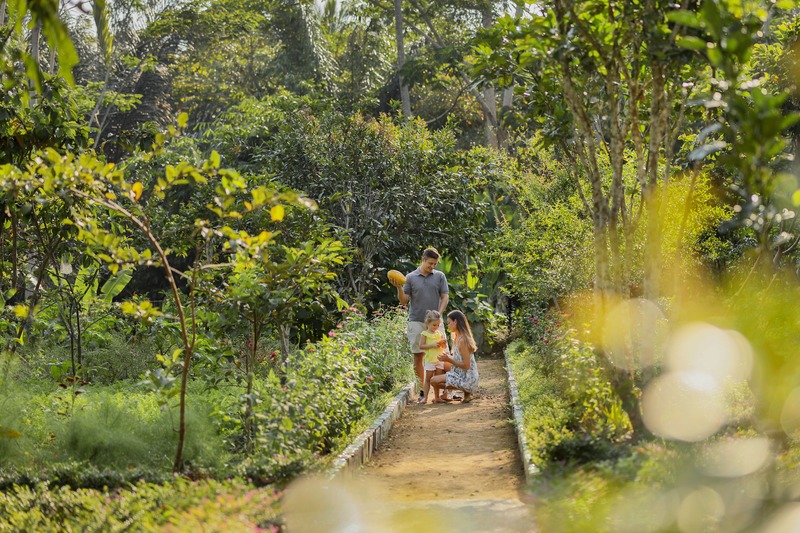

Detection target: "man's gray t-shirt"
[403, 268, 449, 322]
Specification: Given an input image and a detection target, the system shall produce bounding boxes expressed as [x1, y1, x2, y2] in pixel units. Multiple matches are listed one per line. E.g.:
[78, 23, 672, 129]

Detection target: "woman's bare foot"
[432, 398, 448, 404]
[461, 393, 473, 404]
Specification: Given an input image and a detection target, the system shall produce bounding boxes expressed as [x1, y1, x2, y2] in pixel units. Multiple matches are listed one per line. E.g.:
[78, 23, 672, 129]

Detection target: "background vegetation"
[2, 0, 800, 530]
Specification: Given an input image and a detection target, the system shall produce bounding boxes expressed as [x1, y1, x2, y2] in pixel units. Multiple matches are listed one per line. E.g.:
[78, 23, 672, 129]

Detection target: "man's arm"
[438, 292, 449, 315]
[391, 278, 410, 305]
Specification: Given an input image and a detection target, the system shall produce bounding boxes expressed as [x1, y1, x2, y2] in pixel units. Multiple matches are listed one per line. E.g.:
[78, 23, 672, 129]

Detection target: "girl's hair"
[447, 310, 477, 352]
[424, 310, 441, 324]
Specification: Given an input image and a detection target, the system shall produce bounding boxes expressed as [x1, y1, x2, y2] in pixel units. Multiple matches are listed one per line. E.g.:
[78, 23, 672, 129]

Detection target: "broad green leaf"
[666, 10, 704, 29]
[676, 35, 708, 51]
[700, 0, 723, 40]
[100, 269, 132, 303]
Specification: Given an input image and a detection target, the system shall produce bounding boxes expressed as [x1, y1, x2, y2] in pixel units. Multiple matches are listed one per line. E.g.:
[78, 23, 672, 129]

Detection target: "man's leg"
[413, 352, 424, 394]
[406, 321, 426, 399]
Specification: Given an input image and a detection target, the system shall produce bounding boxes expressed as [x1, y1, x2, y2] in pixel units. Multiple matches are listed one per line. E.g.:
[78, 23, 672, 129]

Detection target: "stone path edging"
[328, 382, 415, 478]
[504, 352, 539, 483]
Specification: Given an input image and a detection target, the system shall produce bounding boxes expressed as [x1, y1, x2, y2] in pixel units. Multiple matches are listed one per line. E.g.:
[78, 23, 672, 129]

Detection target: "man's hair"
[422, 247, 440, 260]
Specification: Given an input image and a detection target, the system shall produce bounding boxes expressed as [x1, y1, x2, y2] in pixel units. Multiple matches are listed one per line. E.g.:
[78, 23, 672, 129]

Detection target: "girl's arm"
[419, 332, 434, 350]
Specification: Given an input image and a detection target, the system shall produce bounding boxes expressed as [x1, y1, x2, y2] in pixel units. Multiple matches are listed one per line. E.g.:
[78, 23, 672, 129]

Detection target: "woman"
[431, 310, 479, 403]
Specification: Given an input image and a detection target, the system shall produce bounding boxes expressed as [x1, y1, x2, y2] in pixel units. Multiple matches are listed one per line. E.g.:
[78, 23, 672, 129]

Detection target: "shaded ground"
[353, 357, 537, 532]
[282, 358, 537, 533]
[358, 358, 524, 499]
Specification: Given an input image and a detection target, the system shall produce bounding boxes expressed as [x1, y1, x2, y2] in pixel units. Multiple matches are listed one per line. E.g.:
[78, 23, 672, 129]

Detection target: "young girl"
[418, 310, 449, 404]
[431, 309, 479, 403]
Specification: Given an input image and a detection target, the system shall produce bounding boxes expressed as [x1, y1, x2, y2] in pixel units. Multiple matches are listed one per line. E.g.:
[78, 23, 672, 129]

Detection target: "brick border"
[328, 382, 415, 478]
[504, 352, 539, 483]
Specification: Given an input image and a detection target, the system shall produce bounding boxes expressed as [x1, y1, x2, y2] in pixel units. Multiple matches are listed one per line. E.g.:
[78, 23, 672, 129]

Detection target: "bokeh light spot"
[642, 371, 727, 441]
[677, 486, 725, 533]
[602, 298, 666, 370]
[761, 503, 800, 533]
[699, 437, 772, 478]
[665, 323, 754, 384]
[780, 387, 800, 436]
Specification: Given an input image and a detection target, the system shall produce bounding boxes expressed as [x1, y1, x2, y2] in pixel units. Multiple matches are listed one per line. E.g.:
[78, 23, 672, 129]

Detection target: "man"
[390, 247, 449, 400]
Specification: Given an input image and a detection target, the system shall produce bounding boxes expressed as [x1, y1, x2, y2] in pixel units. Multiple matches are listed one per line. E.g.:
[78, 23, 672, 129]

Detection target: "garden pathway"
[283, 357, 537, 532]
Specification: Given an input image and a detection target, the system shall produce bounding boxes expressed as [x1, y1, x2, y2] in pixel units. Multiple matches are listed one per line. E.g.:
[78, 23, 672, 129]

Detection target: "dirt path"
[283, 358, 537, 532]
[353, 357, 537, 531]
[357, 357, 524, 499]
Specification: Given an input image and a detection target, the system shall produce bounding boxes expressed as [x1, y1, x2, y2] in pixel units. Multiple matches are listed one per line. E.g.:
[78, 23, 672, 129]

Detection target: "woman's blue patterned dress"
[445, 342, 479, 393]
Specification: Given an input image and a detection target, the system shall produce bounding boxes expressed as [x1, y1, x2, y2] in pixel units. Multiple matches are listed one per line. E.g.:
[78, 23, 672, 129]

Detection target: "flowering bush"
[245, 305, 412, 482]
[518, 305, 631, 443]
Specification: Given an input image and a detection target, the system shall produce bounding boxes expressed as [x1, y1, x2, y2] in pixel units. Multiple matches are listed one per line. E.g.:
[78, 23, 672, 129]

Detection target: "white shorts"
[407, 321, 426, 353]
[424, 362, 444, 372]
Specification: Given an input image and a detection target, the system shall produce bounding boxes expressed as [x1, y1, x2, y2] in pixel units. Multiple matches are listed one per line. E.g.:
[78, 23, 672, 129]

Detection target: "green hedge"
[0, 478, 281, 532]
[0, 306, 413, 489]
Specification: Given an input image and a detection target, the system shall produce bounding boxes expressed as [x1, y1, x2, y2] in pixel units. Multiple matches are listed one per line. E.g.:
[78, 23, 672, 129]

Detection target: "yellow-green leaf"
[209, 151, 221, 169]
[270, 204, 285, 222]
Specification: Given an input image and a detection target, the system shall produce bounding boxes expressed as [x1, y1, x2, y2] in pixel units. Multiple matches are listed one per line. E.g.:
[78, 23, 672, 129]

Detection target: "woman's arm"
[456, 338, 472, 370]
[438, 338, 472, 370]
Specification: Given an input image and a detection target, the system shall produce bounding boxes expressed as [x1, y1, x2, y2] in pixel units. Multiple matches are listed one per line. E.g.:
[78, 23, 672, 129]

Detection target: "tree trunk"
[482, 8, 499, 148]
[643, 64, 670, 300]
[279, 323, 292, 376]
[498, 1, 523, 141]
[244, 320, 260, 455]
[484, 86, 498, 148]
[29, 20, 42, 104]
[394, 0, 411, 117]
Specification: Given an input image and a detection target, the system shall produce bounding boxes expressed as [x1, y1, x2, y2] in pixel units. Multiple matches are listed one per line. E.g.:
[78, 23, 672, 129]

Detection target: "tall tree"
[394, 0, 411, 116]
[472, 0, 713, 437]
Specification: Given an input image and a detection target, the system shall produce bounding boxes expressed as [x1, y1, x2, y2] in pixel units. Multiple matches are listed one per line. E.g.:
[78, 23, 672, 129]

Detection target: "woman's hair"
[424, 309, 441, 324]
[447, 310, 477, 352]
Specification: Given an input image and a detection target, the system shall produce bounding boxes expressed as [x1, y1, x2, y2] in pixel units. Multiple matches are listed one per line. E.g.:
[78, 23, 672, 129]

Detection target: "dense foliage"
[4, 0, 800, 530]
[0, 305, 411, 489]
